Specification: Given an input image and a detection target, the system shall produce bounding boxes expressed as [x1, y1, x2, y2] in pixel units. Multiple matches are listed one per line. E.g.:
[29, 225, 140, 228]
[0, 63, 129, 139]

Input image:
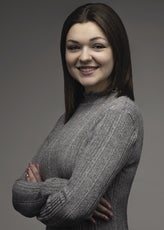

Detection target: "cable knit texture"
[12, 92, 144, 230]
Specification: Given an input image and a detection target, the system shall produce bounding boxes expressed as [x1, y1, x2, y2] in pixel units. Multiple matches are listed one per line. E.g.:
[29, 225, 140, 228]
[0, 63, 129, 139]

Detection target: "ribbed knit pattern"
[12, 92, 144, 230]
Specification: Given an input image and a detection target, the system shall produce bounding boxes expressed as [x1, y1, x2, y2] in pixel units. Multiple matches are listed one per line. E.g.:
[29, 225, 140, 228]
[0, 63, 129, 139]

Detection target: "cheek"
[65, 53, 77, 67]
[65, 54, 77, 77]
[103, 54, 114, 70]
[106, 57, 114, 68]
[65, 52, 71, 66]
[99, 55, 114, 77]
[94, 50, 114, 64]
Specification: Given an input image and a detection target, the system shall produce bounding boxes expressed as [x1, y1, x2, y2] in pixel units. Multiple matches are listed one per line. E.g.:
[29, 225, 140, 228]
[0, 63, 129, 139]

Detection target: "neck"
[84, 79, 110, 94]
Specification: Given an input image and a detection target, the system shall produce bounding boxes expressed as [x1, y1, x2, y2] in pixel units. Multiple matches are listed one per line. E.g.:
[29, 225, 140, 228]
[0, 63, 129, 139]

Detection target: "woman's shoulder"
[105, 95, 143, 122]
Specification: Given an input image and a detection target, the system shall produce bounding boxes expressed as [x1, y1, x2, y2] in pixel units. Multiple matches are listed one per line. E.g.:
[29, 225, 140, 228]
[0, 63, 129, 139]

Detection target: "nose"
[79, 47, 92, 63]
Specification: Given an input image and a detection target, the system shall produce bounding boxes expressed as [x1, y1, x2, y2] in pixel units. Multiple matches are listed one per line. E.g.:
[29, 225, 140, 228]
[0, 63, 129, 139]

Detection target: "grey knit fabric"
[12, 92, 144, 230]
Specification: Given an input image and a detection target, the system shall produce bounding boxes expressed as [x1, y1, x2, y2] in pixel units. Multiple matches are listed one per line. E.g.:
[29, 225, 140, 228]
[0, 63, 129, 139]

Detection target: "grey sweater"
[12, 92, 144, 230]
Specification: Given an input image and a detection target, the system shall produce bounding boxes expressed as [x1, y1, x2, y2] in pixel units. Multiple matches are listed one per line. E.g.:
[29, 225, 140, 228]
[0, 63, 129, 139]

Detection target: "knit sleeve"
[12, 177, 68, 217]
[37, 107, 141, 227]
[12, 114, 68, 217]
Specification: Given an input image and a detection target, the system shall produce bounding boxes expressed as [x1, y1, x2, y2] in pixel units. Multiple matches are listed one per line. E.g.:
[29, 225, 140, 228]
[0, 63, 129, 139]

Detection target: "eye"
[92, 43, 106, 50]
[66, 45, 80, 51]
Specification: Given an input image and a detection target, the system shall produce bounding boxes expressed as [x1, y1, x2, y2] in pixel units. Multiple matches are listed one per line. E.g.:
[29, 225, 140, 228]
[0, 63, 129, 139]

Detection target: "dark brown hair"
[60, 3, 134, 123]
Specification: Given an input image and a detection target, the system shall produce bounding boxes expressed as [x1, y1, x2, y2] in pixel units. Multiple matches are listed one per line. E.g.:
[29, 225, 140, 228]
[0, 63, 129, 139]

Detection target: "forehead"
[66, 21, 107, 41]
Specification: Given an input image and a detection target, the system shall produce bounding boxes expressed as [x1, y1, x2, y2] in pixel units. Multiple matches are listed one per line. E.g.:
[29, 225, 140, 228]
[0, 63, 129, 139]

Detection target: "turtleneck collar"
[81, 90, 118, 105]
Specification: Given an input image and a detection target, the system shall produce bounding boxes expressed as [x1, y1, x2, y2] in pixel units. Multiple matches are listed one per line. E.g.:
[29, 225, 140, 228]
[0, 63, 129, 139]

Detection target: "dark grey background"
[1, 0, 163, 229]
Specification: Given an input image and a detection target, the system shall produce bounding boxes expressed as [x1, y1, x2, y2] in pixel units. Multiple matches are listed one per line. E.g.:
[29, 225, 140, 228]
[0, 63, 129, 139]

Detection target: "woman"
[12, 3, 144, 230]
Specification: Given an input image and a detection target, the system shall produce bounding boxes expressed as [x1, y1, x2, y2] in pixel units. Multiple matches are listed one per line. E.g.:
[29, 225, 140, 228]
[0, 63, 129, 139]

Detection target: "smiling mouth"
[77, 66, 99, 75]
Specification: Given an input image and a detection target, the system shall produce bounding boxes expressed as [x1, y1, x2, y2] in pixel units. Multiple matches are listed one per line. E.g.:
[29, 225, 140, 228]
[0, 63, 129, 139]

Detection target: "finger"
[100, 197, 112, 210]
[35, 163, 43, 182]
[26, 176, 30, 182]
[29, 163, 42, 182]
[90, 216, 96, 224]
[25, 171, 30, 181]
[28, 167, 37, 183]
[36, 163, 40, 170]
[97, 203, 114, 218]
[92, 210, 110, 221]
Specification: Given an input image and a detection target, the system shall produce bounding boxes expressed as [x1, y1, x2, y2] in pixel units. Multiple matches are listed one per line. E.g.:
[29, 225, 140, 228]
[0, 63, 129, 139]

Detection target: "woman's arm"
[12, 114, 66, 217]
[12, 111, 113, 221]
[25, 163, 114, 223]
[12, 176, 68, 217]
[37, 107, 143, 227]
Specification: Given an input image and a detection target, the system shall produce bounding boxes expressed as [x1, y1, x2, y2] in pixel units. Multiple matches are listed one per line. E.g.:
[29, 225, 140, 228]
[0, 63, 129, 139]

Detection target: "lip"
[76, 66, 99, 76]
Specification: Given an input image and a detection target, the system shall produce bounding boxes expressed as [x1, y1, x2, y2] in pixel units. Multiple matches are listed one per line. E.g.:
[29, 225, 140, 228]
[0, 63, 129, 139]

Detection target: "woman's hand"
[25, 163, 43, 182]
[90, 197, 113, 224]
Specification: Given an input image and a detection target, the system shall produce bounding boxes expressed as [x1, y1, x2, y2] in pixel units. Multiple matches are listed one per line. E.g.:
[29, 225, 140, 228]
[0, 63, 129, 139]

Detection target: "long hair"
[60, 3, 134, 123]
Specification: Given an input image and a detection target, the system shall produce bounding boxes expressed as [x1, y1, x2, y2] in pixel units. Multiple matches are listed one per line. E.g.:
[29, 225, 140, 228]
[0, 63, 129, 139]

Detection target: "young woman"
[12, 3, 144, 230]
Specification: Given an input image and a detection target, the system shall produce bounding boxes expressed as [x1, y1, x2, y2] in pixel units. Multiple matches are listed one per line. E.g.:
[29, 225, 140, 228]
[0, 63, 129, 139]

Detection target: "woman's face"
[65, 21, 114, 93]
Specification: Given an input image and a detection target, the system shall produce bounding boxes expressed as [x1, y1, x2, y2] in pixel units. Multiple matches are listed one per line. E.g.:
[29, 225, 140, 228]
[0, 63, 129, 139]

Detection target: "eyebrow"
[66, 36, 107, 43]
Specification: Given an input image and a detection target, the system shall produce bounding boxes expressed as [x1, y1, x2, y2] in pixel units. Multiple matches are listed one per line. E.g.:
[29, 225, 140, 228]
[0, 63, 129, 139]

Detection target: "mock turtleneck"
[81, 90, 117, 105]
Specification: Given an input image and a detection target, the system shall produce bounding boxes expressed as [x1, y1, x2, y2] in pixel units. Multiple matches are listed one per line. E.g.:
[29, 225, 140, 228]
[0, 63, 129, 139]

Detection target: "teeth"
[79, 67, 97, 72]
